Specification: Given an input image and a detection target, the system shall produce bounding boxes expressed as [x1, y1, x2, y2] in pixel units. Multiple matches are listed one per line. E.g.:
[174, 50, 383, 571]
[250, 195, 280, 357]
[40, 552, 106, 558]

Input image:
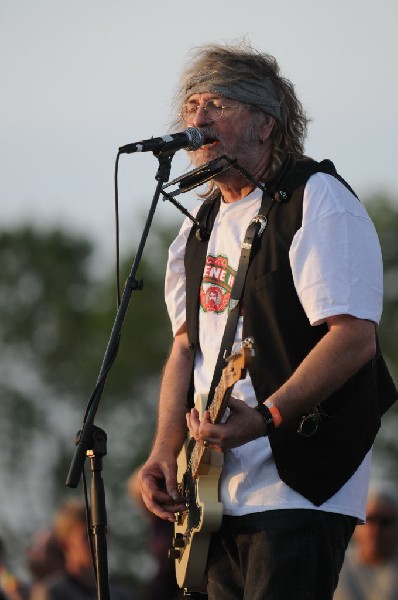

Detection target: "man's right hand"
[138, 329, 192, 522]
[138, 455, 186, 522]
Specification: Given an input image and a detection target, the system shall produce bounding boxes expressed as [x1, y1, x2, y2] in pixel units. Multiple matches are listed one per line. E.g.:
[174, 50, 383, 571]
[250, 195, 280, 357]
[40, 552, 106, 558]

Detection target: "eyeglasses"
[366, 514, 397, 528]
[180, 98, 239, 122]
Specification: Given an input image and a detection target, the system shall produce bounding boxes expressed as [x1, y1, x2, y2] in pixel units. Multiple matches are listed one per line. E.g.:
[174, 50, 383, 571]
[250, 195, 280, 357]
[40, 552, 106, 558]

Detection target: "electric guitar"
[169, 337, 254, 592]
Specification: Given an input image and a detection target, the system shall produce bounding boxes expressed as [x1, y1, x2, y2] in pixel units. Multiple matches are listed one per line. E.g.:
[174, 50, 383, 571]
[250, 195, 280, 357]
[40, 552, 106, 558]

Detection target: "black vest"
[184, 156, 397, 505]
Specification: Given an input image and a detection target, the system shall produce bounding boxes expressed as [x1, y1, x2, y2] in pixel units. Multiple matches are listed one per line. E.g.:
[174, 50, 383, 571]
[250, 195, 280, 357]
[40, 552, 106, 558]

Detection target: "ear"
[260, 115, 275, 142]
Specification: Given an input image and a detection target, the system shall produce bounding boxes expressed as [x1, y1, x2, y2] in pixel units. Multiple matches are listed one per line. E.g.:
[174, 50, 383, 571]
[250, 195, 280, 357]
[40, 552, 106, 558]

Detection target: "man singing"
[139, 41, 397, 599]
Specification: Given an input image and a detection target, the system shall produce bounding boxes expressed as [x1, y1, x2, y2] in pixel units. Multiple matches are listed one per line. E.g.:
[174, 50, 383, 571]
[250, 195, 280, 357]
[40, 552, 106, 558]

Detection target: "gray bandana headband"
[185, 73, 282, 122]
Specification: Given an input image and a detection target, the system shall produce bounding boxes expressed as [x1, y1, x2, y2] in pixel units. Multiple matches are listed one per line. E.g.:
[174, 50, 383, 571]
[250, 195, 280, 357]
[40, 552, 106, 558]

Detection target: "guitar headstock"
[222, 337, 255, 388]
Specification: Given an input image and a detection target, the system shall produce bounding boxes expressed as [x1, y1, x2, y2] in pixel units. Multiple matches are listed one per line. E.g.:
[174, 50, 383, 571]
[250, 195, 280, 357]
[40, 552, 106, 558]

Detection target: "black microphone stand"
[65, 150, 176, 600]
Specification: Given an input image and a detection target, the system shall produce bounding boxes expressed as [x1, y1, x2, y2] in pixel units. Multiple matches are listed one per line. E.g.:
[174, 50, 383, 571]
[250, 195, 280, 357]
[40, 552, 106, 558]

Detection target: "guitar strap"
[205, 191, 276, 410]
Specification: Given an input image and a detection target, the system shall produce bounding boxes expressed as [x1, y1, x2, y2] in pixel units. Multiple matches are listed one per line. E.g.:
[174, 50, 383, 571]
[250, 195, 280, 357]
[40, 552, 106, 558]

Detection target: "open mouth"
[203, 136, 220, 147]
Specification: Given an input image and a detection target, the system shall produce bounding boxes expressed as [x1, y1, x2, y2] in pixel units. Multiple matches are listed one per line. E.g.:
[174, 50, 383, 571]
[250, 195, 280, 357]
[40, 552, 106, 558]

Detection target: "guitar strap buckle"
[297, 407, 321, 437]
[251, 214, 268, 237]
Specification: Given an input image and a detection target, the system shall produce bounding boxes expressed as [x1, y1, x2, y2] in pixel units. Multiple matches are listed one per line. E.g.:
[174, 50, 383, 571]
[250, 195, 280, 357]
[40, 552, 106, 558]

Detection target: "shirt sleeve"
[289, 172, 383, 326]
[165, 206, 200, 336]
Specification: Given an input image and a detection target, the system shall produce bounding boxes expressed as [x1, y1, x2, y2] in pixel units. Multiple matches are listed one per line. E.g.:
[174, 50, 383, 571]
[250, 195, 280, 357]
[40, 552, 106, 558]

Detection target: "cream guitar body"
[169, 339, 254, 593]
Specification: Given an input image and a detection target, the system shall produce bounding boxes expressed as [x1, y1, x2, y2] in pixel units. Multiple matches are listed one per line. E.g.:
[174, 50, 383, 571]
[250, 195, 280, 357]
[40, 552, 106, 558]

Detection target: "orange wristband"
[265, 400, 283, 428]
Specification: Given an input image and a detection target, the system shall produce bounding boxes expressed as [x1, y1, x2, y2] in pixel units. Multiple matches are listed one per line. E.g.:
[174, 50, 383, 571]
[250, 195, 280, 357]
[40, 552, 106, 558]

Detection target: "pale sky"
[1, 0, 397, 266]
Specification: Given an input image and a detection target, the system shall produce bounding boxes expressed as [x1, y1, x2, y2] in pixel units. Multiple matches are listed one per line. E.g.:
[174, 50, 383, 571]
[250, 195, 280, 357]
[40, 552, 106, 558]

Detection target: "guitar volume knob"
[176, 511, 185, 525]
[173, 533, 185, 548]
[168, 548, 181, 560]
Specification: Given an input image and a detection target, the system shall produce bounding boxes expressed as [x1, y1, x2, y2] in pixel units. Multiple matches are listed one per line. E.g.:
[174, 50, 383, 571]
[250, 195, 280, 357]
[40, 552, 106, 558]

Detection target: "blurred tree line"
[0, 219, 176, 592]
[0, 193, 397, 593]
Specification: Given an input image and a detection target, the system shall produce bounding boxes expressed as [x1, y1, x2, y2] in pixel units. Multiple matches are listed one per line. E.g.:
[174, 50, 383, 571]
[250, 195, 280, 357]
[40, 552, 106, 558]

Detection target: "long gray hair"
[171, 40, 309, 189]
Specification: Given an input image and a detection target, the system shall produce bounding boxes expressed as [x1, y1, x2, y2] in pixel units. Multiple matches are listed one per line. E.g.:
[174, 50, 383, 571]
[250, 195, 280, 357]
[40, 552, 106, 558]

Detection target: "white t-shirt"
[165, 172, 383, 521]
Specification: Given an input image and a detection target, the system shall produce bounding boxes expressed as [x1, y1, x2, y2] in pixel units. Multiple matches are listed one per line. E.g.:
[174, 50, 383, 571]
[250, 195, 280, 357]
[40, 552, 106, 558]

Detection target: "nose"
[191, 104, 212, 127]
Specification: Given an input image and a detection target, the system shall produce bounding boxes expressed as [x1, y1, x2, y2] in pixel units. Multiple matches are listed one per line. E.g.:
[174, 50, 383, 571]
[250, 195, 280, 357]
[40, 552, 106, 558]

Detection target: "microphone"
[118, 127, 206, 155]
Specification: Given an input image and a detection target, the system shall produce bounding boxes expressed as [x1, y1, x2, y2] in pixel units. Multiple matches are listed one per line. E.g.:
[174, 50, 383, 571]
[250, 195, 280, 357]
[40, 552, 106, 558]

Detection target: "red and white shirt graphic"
[200, 254, 236, 314]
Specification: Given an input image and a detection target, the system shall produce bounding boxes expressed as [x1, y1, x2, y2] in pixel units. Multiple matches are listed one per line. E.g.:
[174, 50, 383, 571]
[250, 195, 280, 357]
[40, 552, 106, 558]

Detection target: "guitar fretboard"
[189, 355, 245, 479]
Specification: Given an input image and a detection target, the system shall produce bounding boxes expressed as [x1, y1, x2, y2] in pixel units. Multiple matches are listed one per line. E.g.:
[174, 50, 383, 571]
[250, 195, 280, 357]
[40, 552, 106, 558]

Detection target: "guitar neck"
[188, 339, 252, 480]
[190, 374, 233, 479]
